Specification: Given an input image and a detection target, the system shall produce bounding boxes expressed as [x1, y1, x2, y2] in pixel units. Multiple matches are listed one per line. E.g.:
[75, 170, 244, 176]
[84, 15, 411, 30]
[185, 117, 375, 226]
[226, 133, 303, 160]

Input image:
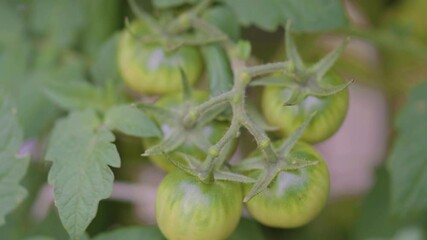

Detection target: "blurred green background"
[1, 0, 427, 239]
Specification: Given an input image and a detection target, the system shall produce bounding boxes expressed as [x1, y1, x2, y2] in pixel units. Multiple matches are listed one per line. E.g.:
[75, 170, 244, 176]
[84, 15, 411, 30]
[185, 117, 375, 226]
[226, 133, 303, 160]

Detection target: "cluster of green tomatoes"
[119, 17, 349, 240]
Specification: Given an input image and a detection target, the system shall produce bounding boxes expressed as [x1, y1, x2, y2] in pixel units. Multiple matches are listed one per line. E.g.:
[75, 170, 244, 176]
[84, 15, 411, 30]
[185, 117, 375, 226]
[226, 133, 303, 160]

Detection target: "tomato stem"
[244, 61, 292, 78]
[191, 0, 215, 16]
[239, 114, 278, 163]
[127, 0, 164, 36]
[199, 113, 240, 181]
[166, 0, 214, 35]
[182, 91, 234, 128]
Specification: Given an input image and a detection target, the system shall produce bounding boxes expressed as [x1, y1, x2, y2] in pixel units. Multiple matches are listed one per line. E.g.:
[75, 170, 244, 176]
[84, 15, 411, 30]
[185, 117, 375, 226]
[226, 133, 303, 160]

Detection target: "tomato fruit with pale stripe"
[156, 171, 243, 240]
[262, 73, 349, 143]
[118, 21, 203, 95]
[244, 141, 330, 228]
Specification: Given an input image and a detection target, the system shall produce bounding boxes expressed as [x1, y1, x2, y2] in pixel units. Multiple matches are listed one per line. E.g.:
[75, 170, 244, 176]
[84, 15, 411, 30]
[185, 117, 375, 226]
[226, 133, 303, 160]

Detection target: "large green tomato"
[262, 73, 348, 143]
[118, 21, 203, 95]
[156, 171, 243, 240]
[244, 141, 329, 228]
[143, 91, 236, 172]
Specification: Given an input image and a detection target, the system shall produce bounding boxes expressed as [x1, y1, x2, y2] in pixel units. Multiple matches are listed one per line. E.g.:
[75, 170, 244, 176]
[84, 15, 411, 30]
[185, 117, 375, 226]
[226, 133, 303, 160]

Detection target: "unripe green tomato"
[244, 141, 330, 228]
[118, 21, 203, 95]
[143, 91, 236, 172]
[156, 171, 243, 240]
[262, 73, 349, 143]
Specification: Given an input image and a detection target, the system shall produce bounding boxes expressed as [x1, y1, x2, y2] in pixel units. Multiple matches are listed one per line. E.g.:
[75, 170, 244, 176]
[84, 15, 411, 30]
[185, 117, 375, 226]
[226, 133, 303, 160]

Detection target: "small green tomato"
[156, 171, 243, 240]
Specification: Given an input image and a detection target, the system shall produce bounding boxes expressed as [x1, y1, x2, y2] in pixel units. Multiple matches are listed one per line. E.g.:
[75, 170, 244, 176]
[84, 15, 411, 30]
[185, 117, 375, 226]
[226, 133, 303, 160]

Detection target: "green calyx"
[127, 0, 226, 51]
[163, 152, 256, 185]
[251, 24, 353, 106]
[232, 113, 319, 202]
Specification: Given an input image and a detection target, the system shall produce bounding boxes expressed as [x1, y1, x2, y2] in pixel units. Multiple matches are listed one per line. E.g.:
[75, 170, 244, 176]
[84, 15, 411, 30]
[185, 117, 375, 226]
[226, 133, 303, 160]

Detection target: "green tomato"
[262, 73, 348, 143]
[143, 91, 236, 172]
[156, 171, 243, 240]
[118, 21, 203, 95]
[244, 141, 330, 228]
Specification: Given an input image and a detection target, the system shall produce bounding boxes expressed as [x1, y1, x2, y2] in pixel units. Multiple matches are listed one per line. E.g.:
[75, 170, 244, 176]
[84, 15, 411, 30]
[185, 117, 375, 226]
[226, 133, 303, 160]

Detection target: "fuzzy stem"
[199, 115, 240, 182]
[127, 0, 163, 35]
[244, 61, 291, 78]
[239, 114, 278, 162]
[183, 91, 234, 127]
[166, 0, 213, 35]
[190, 0, 214, 16]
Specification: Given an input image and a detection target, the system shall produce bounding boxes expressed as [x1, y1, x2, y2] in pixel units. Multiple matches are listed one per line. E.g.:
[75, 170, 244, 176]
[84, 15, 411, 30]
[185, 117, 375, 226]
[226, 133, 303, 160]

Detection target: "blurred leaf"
[81, 0, 121, 56]
[229, 217, 265, 240]
[43, 80, 112, 111]
[351, 167, 396, 239]
[153, 0, 199, 8]
[202, 44, 233, 97]
[24, 236, 55, 240]
[104, 105, 162, 138]
[0, 99, 30, 226]
[27, 208, 70, 240]
[0, 39, 30, 92]
[220, 0, 280, 32]
[387, 81, 427, 217]
[92, 226, 165, 240]
[45, 110, 121, 239]
[0, 164, 65, 240]
[90, 34, 122, 86]
[29, 0, 85, 48]
[0, 37, 87, 138]
[220, 0, 348, 32]
[203, 5, 240, 41]
[0, 1, 25, 44]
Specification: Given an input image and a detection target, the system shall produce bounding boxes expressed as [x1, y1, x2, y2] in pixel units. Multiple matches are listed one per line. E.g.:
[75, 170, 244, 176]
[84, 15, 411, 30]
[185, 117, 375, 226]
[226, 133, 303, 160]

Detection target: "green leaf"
[92, 226, 165, 240]
[24, 237, 55, 240]
[201, 44, 233, 97]
[153, 0, 199, 8]
[220, 0, 280, 32]
[90, 34, 122, 86]
[29, 0, 85, 48]
[203, 5, 241, 41]
[81, 0, 121, 56]
[104, 105, 161, 138]
[351, 167, 396, 239]
[388, 81, 427, 217]
[43, 80, 111, 111]
[179, 68, 193, 102]
[0, 1, 25, 44]
[0, 99, 30, 226]
[45, 110, 121, 239]
[272, 0, 348, 32]
[220, 0, 348, 32]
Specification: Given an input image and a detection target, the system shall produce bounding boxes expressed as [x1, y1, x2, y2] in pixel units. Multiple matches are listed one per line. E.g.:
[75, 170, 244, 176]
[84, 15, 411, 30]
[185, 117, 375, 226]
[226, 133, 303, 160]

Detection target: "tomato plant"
[4, 1, 424, 240]
[118, 20, 203, 95]
[262, 72, 349, 143]
[243, 141, 330, 228]
[156, 171, 243, 240]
